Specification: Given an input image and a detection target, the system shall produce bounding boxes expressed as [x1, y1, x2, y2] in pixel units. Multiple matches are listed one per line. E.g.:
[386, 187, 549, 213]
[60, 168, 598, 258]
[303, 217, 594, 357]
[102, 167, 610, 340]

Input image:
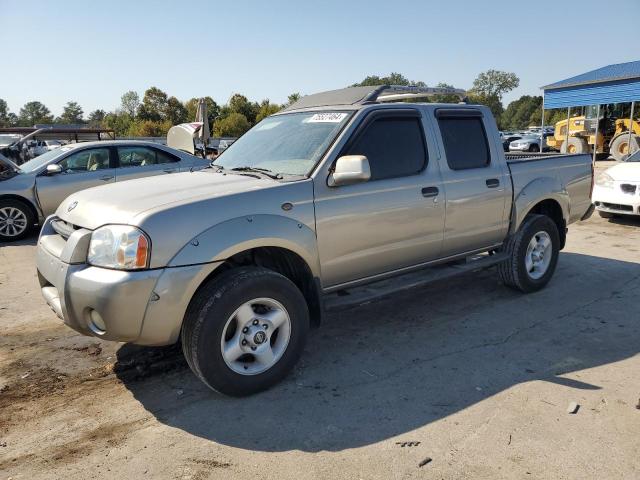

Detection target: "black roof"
[283, 85, 467, 111]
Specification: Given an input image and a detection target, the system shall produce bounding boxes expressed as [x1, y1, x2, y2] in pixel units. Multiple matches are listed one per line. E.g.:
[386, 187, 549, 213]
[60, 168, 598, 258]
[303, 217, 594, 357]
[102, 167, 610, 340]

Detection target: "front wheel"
[181, 267, 310, 396]
[498, 214, 560, 293]
[0, 199, 34, 242]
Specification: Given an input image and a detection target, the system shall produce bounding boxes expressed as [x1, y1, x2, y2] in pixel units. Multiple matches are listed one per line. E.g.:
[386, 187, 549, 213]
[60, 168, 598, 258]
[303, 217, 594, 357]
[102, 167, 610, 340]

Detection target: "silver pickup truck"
[36, 86, 594, 396]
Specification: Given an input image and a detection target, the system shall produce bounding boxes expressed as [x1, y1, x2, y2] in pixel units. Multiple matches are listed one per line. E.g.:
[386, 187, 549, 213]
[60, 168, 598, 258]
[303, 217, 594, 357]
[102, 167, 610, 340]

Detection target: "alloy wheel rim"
[0, 207, 27, 237]
[220, 297, 291, 375]
[525, 231, 552, 280]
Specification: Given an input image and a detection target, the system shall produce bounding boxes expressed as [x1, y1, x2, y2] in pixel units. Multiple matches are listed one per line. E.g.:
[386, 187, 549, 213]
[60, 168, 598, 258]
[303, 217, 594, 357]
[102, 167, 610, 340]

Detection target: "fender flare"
[510, 176, 569, 235]
[167, 214, 321, 278]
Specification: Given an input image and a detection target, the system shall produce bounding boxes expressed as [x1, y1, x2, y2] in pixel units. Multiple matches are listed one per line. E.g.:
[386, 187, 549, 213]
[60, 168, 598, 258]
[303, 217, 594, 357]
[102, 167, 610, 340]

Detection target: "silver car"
[0, 140, 207, 241]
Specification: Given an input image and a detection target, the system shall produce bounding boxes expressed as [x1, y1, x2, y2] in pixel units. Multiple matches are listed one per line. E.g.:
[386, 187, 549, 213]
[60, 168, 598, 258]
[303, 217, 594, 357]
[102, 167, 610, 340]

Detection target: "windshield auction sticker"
[307, 113, 348, 123]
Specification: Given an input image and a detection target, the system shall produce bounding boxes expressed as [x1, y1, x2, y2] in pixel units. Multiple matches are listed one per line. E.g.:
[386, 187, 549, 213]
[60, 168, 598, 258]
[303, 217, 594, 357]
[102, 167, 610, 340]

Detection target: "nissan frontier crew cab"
[36, 85, 594, 396]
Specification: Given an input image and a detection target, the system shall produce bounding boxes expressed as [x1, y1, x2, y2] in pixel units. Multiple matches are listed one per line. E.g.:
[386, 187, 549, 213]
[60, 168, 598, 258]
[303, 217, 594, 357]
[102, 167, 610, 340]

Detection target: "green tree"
[471, 70, 519, 100]
[18, 101, 53, 126]
[87, 109, 106, 127]
[213, 112, 250, 137]
[103, 111, 134, 136]
[0, 99, 16, 127]
[501, 95, 542, 130]
[227, 94, 258, 124]
[128, 119, 172, 137]
[138, 87, 168, 122]
[58, 101, 84, 124]
[352, 72, 426, 87]
[468, 92, 504, 125]
[287, 92, 301, 105]
[165, 96, 188, 125]
[255, 100, 282, 122]
[120, 91, 140, 117]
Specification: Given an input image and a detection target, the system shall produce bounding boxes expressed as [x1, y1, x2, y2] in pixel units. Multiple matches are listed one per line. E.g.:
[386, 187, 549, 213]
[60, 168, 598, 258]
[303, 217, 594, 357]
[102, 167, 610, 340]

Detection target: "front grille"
[600, 202, 634, 212]
[620, 183, 637, 195]
[51, 218, 77, 240]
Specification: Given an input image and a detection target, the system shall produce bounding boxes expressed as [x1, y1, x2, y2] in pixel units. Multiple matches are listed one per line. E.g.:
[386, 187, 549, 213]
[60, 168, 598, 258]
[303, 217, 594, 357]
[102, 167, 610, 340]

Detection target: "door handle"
[486, 178, 500, 188]
[163, 168, 176, 173]
[100, 175, 114, 181]
[421, 186, 439, 198]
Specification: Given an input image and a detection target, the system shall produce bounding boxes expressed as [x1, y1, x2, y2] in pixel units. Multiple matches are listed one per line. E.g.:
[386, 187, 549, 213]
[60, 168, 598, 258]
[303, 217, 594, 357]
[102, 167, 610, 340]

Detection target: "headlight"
[595, 172, 614, 189]
[88, 225, 150, 270]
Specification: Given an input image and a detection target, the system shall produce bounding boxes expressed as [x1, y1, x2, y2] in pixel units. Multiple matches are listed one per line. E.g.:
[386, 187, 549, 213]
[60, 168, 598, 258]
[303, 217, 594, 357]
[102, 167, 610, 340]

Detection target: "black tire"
[181, 266, 310, 396]
[498, 214, 560, 293]
[598, 210, 615, 219]
[610, 134, 640, 162]
[0, 198, 35, 242]
[560, 137, 589, 154]
[528, 143, 540, 152]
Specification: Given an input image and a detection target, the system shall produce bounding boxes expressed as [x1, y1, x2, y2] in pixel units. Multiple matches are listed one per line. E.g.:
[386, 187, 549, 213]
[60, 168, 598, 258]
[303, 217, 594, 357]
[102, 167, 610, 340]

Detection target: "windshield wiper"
[230, 166, 283, 180]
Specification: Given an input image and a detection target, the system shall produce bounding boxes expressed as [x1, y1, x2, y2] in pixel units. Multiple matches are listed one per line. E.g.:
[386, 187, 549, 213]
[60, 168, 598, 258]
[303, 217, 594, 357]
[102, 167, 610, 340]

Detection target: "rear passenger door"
[314, 109, 445, 287]
[115, 146, 180, 182]
[434, 109, 509, 256]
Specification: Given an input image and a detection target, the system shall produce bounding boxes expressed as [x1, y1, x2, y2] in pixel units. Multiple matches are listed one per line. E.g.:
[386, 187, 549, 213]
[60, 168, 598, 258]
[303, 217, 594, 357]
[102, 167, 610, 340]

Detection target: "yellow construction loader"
[546, 105, 640, 160]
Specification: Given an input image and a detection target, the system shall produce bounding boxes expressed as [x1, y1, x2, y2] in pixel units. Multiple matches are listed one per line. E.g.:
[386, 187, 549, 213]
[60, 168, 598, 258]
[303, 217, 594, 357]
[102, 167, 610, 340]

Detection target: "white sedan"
[592, 151, 640, 218]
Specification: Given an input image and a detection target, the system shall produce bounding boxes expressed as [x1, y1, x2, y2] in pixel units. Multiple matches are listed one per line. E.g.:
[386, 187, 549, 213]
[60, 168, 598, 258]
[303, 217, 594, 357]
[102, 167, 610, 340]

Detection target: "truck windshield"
[213, 111, 352, 176]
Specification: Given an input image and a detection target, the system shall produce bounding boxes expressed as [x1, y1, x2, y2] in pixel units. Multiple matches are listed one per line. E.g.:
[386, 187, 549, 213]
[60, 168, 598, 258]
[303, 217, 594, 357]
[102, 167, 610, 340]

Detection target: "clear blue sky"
[2, 0, 639, 117]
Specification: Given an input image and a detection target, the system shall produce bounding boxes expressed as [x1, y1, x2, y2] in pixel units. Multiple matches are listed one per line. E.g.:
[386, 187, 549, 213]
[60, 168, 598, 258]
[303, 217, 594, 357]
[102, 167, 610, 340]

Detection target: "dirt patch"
[0, 418, 149, 471]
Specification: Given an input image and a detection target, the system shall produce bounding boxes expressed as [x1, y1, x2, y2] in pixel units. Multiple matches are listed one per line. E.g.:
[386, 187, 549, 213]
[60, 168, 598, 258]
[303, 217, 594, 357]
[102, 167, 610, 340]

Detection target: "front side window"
[214, 111, 352, 176]
[345, 115, 427, 181]
[58, 148, 111, 173]
[438, 115, 490, 170]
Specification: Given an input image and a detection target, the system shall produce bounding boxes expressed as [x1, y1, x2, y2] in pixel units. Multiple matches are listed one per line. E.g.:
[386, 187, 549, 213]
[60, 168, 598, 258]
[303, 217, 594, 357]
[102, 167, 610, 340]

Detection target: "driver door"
[35, 147, 115, 216]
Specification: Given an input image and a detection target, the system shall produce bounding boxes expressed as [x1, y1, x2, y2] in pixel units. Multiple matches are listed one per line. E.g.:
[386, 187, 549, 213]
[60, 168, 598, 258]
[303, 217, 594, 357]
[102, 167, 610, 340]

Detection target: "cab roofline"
[282, 85, 467, 112]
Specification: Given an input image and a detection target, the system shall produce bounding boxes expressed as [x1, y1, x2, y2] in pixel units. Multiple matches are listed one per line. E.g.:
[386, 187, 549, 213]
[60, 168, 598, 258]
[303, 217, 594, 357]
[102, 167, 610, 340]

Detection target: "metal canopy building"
[542, 61, 640, 108]
[541, 61, 640, 161]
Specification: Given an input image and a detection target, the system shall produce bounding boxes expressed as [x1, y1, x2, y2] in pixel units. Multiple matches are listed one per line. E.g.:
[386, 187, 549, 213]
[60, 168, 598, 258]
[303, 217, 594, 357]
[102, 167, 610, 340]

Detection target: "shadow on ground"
[116, 252, 640, 452]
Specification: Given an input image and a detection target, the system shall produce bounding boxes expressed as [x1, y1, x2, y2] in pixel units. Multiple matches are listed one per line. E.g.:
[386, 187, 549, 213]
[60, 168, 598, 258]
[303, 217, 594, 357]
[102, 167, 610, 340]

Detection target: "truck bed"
[506, 152, 593, 226]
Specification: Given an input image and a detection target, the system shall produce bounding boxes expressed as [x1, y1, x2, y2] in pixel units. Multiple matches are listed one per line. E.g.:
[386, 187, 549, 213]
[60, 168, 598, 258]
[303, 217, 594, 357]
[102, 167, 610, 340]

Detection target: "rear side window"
[117, 146, 178, 167]
[345, 116, 426, 181]
[437, 116, 490, 170]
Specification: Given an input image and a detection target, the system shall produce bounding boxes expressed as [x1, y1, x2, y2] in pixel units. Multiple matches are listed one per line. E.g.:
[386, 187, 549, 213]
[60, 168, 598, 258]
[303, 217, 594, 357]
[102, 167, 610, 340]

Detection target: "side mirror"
[329, 155, 371, 187]
[46, 164, 63, 175]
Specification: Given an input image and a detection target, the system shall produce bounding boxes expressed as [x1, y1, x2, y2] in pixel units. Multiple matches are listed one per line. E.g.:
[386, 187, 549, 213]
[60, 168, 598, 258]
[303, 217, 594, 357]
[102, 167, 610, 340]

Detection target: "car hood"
[606, 162, 640, 182]
[56, 169, 316, 268]
[56, 169, 271, 229]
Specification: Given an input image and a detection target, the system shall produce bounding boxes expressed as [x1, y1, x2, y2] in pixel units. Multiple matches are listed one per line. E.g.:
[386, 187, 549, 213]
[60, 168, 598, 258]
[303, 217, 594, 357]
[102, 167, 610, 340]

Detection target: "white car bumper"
[592, 183, 640, 216]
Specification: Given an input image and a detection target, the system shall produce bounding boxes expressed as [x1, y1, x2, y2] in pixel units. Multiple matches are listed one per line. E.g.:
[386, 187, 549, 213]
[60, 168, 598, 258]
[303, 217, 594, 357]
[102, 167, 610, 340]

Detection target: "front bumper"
[36, 217, 221, 346]
[592, 185, 640, 216]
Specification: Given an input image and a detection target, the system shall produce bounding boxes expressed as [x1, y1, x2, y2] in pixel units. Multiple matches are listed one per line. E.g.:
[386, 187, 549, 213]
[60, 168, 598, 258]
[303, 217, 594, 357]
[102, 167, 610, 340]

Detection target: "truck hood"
[56, 169, 269, 229]
[56, 169, 316, 268]
[606, 162, 640, 182]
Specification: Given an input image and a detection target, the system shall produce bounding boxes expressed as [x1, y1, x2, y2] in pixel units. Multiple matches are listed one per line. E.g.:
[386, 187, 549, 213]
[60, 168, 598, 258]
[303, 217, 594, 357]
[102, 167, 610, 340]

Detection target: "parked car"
[509, 134, 544, 152]
[592, 149, 640, 218]
[36, 86, 593, 396]
[0, 140, 208, 240]
[502, 134, 522, 152]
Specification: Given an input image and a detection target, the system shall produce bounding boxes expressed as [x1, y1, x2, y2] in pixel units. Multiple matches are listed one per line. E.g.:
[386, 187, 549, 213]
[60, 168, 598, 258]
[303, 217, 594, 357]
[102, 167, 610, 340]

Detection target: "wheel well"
[528, 199, 566, 249]
[0, 194, 39, 224]
[204, 247, 322, 328]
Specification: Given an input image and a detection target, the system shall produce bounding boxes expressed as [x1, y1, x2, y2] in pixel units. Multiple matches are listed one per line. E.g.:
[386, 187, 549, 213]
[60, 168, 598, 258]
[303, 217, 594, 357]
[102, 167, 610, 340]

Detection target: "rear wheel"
[0, 199, 34, 242]
[181, 267, 310, 396]
[610, 134, 640, 161]
[498, 214, 560, 293]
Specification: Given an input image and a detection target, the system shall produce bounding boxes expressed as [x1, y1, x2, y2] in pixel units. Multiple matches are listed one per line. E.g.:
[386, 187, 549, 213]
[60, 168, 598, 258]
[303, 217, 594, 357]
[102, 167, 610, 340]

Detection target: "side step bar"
[323, 252, 508, 311]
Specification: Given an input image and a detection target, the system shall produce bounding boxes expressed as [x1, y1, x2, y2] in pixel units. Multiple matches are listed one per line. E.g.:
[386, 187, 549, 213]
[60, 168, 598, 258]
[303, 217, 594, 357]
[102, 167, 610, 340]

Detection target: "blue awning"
[542, 61, 640, 109]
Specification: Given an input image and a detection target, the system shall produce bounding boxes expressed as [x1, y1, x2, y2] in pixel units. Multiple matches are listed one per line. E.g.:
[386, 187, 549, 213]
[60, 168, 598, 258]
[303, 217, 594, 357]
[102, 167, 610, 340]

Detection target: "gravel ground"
[1, 168, 639, 479]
